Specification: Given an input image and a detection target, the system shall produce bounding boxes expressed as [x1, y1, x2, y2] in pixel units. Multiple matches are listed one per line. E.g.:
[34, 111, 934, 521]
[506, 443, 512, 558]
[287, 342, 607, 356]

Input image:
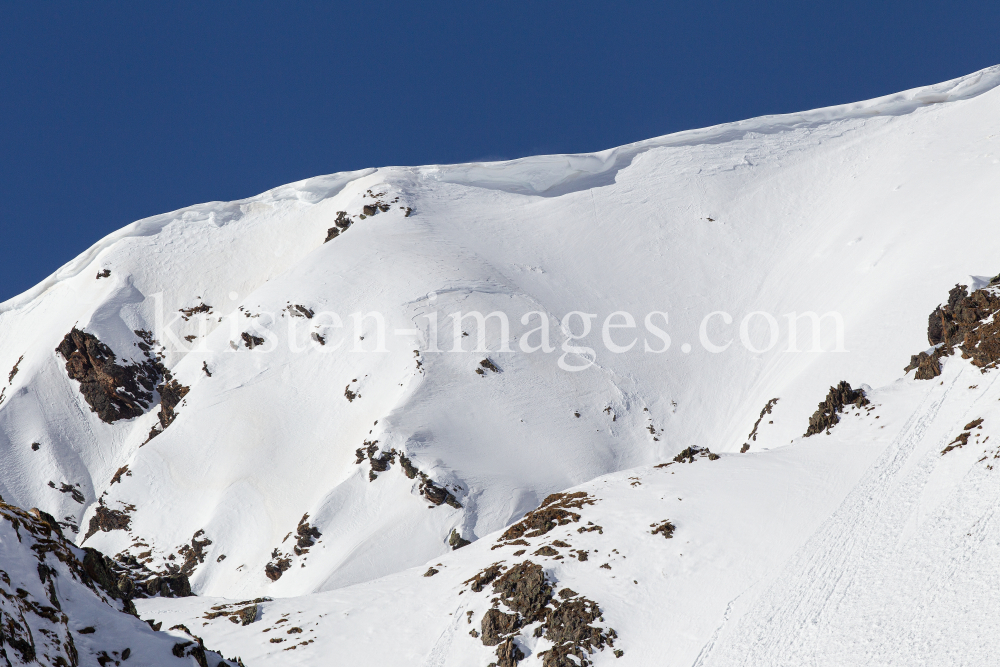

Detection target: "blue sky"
[1, 1, 998, 302]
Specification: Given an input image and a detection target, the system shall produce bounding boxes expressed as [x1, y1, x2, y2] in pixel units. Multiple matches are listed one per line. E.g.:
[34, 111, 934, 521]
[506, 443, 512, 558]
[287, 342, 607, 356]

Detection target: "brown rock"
[910, 281, 1000, 377]
[56, 328, 160, 423]
[803, 381, 869, 437]
[500, 492, 595, 541]
[84, 506, 131, 541]
[481, 608, 521, 646]
[464, 564, 503, 592]
[492, 561, 551, 622]
[495, 638, 525, 667]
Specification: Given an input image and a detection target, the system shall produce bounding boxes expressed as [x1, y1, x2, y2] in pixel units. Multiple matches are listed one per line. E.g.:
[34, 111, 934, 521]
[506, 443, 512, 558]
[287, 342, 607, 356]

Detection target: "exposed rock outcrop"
[179, 303, 212, 320]
[449, 528, 471, 550]
[202, 598, 271, 625]
[671, 446, 720, 463]
[84, 547, 194, 601]
[420, 477, 463, 508]
[650, 520, 675, 539]
[56, 328, 161, 423]
[263, 513, 320, 582]
[906, 279, 1000, 379]
[156, 379, 190, 430]
[803, 381, 869, 437]
[466, 560, 618, 667]
[145, 376, 191, 442]
[84, 504, 133, 540]
[476, 358, 500, 376]
[942, 418, 985, 455]
[288, 304, 314, 319]
[540, 595, 613, 667]
[500, 492, 595, 542]
[0, 499, 223, 667]
[294, 514, 321, 556]
[8, 354, 23, 382]
[325, 211, 353, 242]
[175, 529, 213, 577]
[241, 332, 265, 349]
[463, 564, 504, 592]
[356, 443, 464, 508]
[265, 550, 292, 582]
[745, 397, 779, 448]
[481, 608, 521, 646]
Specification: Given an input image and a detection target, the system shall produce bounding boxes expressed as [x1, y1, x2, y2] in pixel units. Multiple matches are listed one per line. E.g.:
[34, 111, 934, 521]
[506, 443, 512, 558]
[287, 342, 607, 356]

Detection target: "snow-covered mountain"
[2, 65, 1000, 665]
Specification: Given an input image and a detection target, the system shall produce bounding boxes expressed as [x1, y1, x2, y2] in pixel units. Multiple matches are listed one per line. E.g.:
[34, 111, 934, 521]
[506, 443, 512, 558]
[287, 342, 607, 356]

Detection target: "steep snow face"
[1, 66, 1000, 601]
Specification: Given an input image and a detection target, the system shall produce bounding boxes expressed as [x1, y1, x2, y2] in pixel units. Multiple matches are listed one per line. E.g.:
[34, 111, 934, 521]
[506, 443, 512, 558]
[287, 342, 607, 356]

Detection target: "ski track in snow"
[421, 601, 466, 667]
[711, 365, 1000, 666]
[692, 586, 755, 667]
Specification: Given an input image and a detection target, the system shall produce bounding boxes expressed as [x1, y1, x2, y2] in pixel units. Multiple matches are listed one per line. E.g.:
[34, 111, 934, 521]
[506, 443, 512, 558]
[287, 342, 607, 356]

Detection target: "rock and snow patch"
[0, 500, 237, 666]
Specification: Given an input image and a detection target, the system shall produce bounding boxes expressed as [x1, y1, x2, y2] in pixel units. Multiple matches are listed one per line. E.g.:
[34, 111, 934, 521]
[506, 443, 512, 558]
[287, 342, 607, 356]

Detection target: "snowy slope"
[137, 348, 1000, 666]
[2, 65, 1000, 664]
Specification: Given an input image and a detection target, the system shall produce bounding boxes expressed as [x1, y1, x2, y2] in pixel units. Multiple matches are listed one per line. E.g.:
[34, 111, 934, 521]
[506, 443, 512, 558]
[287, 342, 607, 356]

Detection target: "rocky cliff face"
[0, 499, 236, 667]
[55, 328, 162, 424]
[906, 277, 1000, 380]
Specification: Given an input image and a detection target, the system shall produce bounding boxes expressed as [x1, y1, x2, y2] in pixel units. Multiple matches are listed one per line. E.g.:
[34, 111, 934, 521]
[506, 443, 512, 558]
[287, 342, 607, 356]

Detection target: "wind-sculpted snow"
[0, 170, 376, 316]
[426, 65, 1000, 197]
[2, 66, 1000, 665]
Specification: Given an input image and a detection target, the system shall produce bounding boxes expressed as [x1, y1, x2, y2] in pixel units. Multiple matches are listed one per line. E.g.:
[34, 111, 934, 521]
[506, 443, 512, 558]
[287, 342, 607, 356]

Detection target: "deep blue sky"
[2, 1, 998, 302]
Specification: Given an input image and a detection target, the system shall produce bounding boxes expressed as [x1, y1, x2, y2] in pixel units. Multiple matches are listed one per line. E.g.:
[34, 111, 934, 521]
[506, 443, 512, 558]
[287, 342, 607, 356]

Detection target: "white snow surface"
[3, 65, 1000, 665]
